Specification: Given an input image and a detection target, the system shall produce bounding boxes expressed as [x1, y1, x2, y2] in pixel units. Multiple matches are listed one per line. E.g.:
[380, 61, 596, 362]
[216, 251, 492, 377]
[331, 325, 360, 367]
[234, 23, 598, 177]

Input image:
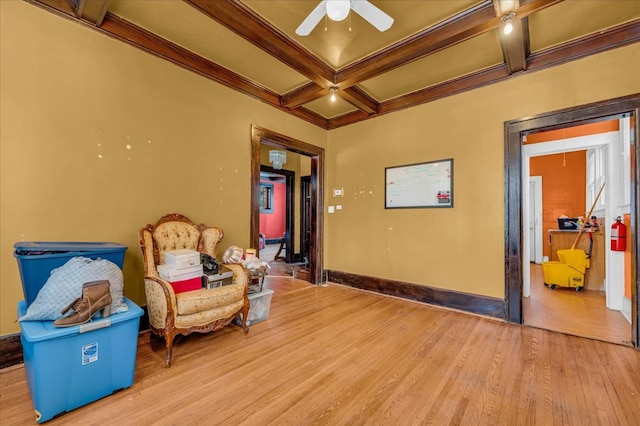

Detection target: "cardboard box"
[157, 264, 203, 281]
[19, 297, 143, 423]
[13, 242, 127, 307]
[164, 249, 200, 268]
[170, 276, 202, 294]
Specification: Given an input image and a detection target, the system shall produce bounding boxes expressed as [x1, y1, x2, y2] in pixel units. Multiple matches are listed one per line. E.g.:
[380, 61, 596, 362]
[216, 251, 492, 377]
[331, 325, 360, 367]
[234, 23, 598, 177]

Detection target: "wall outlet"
[333, 188, 343, 197]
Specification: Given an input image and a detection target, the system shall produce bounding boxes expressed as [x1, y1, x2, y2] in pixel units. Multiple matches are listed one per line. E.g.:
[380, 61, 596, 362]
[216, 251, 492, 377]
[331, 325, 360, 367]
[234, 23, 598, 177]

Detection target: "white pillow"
[19, 256, 128, 321]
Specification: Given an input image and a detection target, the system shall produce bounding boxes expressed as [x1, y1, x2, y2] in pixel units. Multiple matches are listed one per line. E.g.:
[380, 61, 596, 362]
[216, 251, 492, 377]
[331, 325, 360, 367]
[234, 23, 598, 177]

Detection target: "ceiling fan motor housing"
[326, 0, 351, 21]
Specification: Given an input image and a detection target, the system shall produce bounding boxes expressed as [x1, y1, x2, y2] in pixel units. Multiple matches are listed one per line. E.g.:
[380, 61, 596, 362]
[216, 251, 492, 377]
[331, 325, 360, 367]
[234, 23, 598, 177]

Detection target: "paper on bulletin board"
[385, 158, 453, 208]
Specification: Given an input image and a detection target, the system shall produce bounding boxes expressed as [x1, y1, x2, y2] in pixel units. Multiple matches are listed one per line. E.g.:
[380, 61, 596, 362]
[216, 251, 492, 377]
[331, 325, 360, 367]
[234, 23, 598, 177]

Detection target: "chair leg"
[241, 304, 249, 334]
[164, 333, 174, 367]
[274, 232, 286, 261]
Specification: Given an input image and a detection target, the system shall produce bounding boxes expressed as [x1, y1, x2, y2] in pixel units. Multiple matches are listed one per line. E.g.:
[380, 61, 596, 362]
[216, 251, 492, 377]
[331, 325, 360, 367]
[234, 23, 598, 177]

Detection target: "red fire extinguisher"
[611, 216, 627, 251]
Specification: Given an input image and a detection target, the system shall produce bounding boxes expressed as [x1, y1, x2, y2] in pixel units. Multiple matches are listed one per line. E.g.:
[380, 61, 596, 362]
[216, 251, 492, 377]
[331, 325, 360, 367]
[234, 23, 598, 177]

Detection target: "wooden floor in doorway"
[259, 243, 308, 279]
[523, 263, 632, 345]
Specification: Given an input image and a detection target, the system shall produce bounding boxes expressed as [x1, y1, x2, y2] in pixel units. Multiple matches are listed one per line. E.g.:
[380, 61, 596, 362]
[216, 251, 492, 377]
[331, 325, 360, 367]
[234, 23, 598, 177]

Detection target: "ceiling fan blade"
[350, 0, 394, 32]
[295, 0, 328, 36]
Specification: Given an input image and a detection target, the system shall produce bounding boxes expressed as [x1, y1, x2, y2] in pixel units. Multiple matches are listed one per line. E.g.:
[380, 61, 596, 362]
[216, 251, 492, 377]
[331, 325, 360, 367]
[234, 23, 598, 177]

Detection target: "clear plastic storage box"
[235, 288, 274, 326]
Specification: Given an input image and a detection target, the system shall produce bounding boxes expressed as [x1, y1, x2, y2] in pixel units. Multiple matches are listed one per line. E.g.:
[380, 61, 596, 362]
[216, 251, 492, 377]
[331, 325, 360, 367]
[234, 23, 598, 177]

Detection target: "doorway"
[259, 165, 295, 265]
[250, 125, 325, 284]
[504, 94, 640, 348]
[522, 127, 631, 344]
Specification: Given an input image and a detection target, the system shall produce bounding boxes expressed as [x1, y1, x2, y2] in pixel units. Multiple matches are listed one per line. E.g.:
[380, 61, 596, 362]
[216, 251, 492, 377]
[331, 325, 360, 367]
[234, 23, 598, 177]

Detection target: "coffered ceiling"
[28, 0, 640, 129]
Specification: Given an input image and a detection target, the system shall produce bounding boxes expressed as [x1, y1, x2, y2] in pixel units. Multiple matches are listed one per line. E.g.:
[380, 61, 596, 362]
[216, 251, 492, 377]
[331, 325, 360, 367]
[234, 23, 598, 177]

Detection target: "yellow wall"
[325, 43, 640, 298]
[1, 1, 639, 336]
[0, 1, 325, 335]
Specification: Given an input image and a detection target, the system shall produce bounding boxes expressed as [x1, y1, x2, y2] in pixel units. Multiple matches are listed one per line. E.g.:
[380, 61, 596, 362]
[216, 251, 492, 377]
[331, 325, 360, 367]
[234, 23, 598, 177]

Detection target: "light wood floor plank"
[524, 264, 631, 344]
[1, 279, 639, 425]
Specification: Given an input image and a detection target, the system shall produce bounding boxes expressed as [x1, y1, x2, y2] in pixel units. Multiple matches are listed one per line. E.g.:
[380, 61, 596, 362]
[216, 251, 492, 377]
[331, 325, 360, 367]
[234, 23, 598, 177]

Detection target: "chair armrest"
[222, 263, 249, 289]
[144, 275, 178, 330]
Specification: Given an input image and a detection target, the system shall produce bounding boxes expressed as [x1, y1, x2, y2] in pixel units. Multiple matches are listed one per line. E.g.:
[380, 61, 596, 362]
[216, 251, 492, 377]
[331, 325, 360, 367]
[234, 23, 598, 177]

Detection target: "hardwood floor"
[2, 278, 639, 425]
[524, 263, 632, 345]
[259, 243, 307, 279]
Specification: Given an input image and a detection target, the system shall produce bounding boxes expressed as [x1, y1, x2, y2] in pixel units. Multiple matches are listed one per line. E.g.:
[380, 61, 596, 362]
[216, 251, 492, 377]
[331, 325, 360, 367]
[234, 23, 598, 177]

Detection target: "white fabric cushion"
[19, 256, 128, 321]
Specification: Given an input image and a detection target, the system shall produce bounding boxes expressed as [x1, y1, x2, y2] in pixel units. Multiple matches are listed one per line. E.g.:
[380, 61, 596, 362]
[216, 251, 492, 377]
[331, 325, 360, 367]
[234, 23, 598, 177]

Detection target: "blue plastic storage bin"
[18, 297, 143, 423]
[14, 242, 127, 307]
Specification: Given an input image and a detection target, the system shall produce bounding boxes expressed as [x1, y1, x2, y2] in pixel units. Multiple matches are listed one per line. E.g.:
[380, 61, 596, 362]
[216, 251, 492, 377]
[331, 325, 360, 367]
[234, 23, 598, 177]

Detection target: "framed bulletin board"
[385, 158, 453, 208]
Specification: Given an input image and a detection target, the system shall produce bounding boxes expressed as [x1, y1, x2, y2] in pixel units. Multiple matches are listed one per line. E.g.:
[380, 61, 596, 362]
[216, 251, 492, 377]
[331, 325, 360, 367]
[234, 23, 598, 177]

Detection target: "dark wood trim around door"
[251, 125, 325, 284]
[300, 175, 312, 266]
[504, 93, 640, 348]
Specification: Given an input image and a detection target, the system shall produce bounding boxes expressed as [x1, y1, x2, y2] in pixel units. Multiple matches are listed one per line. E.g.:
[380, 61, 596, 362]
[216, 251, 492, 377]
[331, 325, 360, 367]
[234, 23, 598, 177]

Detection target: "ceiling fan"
[296, 0, 394, 36]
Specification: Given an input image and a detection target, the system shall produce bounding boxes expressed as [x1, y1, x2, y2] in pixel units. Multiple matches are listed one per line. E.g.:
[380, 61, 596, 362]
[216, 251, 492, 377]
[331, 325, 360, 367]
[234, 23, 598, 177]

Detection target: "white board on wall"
[385, 158, 453, 208]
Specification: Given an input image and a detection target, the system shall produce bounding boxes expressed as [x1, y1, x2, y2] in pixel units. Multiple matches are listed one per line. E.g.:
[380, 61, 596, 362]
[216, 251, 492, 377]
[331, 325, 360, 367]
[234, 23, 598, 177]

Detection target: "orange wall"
[525, 120, 619, 144]
[530, 151, 586, 257]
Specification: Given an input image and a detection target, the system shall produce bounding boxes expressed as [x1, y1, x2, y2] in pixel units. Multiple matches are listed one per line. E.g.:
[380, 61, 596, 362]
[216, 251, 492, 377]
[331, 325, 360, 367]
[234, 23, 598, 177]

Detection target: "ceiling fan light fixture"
[326, 0, 351, 22]
[501, 11, 516, 35]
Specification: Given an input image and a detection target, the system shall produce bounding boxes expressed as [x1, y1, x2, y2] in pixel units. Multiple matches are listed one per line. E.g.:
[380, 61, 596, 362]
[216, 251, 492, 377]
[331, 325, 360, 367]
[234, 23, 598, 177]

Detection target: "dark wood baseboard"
[0, 306, 150, 370]
[327, 270, 506, 320]
[0, 334, 23, 370]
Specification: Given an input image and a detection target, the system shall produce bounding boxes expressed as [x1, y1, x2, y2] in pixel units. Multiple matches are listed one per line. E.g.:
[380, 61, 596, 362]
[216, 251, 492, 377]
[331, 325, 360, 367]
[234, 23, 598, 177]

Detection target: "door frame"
[251, 125, 325, 284]
[529, 175, 543, 265]
[300, 175, 312, 266]
[504, 94, 640, 348]
[522, 175, 543, 299]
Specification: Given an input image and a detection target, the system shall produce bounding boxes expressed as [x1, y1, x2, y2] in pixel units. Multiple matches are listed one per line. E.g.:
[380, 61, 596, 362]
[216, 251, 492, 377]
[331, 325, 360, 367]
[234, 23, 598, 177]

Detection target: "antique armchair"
[139, 213, 249, 367]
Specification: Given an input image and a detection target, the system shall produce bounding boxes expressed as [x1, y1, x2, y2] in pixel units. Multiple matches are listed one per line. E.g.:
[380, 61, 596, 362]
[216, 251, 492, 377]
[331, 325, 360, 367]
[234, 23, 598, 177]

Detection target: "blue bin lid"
[18, 297, 143, 342]
[14, 241, 126, 254]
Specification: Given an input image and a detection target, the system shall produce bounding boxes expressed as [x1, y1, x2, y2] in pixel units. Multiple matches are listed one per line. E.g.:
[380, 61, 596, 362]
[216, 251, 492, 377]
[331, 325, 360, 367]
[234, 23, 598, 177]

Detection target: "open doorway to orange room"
[521, 119, 632, 345]
[504, 94, 639, 348]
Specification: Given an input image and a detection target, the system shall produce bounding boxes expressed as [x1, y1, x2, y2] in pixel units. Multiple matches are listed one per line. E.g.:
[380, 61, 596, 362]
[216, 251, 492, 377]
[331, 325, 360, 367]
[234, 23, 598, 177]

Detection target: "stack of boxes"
[157, 249, 203, 293]
[157, 248, 275, 326]
[157, 249, 236, 292]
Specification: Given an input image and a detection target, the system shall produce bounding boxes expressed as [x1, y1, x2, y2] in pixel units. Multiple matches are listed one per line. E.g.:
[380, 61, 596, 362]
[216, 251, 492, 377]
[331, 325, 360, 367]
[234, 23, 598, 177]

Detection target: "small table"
[247, 267, 268, 294]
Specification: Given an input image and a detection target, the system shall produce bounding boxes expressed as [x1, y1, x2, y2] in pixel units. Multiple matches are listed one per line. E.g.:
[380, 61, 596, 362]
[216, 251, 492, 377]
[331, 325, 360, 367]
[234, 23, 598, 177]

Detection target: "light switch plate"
[333, 188, 343, 197]
[328, 206, 335, 213]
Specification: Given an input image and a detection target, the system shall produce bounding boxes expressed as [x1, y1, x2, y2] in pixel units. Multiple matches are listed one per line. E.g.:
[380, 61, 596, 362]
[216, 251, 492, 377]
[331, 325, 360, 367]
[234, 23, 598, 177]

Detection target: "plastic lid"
[14, 241, 126, 252]
[18, 298, 142, 342]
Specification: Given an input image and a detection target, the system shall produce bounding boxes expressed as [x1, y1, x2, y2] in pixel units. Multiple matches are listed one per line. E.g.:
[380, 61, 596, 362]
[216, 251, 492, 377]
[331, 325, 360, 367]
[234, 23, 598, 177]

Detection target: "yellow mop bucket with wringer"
[542, 248, 590, 292]
[542, 182, 604, 293]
